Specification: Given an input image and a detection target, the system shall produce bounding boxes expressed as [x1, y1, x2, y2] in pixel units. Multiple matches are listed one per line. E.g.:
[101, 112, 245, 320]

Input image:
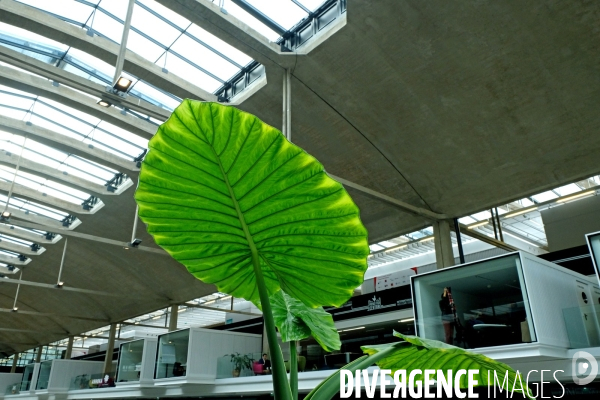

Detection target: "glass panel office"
[155, 329, 189, 379]
[35, 360, 52, 390]
[412, 253, 536, 349]
[116, 340, 144, 383]
[586, 231, 600, 287]
[19, 363, 36, 391]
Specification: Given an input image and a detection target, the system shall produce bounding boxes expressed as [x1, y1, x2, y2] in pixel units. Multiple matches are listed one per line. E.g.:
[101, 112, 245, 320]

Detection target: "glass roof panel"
[186, 24, 252, 67]
[124, 30, 165, 63]
[131, 5, 181, 47]
[221, 1, 279, 41]
[298, 0, 328, 11]
[89, 9, 124, 43]
[129, 81, 180, 111]
[531, 191, 558, 203]
[97, 0, 129, 20]
[169, 35, 238, 81]
[162, 53, 223, 92]
[244, 0, 308, 30]
[137, 0, 191, 29]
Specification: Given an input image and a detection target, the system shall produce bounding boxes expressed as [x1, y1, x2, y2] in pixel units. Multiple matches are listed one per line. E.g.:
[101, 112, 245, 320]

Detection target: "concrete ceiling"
[2, 0, 600, 355]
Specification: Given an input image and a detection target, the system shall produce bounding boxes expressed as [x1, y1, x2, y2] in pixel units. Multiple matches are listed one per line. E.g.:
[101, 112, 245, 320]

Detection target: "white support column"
[35, 346, 43, 363]
[65, 336, 74, 359]
[102, 323, 117, 375]
[282, 68, 292, 141]
[168, 304, 178, 332]
[112, 0, 136, 85]
[433, 220, 455, 269]
[10, 353, 19, 373]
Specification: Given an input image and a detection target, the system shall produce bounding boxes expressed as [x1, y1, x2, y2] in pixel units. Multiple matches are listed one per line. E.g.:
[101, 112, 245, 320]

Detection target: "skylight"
[0, 193, 70, 221]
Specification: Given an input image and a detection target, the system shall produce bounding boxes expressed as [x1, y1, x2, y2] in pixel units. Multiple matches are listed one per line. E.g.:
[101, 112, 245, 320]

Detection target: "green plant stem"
[305, 343, 407, 400]
[252, 250, 293, 400]
[290, 341, 298, 400]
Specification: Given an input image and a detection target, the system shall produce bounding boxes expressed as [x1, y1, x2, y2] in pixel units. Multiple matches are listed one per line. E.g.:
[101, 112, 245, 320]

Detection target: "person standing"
[440, 287, 454, 344]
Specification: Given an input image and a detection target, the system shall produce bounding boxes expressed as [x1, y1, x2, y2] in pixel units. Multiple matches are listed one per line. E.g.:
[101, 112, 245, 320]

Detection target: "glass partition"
[19, 363, 36, 391]
[155, 329, 189, 379]
[412, 253, 536, 349]
[116, 340, 144, 383]
[216, 352, 261, 379]
[69, 373, 115, 389]
[586, 232, 600, 286]
[36, 360, 52, 390]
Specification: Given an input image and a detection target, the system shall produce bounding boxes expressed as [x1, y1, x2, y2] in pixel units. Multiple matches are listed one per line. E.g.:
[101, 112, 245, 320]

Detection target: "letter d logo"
[572, 351, 598, 385]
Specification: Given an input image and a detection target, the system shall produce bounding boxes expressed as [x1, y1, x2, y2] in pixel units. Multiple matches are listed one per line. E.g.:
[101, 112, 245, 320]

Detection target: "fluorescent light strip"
[504, 207, 536, 218]
[556, 190, 595, 203]
[339, 326, 365, 332]
[399, 318, 415, 322]
[467, 220, 488, 229]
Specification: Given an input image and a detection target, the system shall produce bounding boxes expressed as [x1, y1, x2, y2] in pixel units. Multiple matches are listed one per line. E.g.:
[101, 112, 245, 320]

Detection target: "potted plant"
[227, 352, 252, 377]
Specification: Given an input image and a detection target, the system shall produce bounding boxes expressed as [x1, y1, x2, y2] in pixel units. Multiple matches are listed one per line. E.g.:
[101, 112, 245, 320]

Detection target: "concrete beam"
[183, 302, 262, 316]
[0, 150, 133, 196]
[2, 277, 124, 297]
[0, 116, 140, 172]
[0, 224, 62, 244]
[0, 45, 171, 121]
[0, 63, 156, 140]
[1, 206, 80, 231]
[155, 0, 281, 67]
[330, 174, 448, 220]
[0, 239, 44, 256]
[0, 253, 30, 265]
[0, 0, 216, 102]
[0, 180, 104, 215]
[8, 220, 167, 256]
[0, 308, 109, 323]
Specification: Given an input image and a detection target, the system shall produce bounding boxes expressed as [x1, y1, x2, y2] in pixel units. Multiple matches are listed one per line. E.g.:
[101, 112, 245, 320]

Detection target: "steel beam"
[183, 302, 262, 316]
[329, 174, 448, 220]
[0, 63, 156, 139]
[457, 223, 518, 252]
[0, 308, 109, 323]
[0, 45, 170, 121]
[0, 116, 139, 172]
[1, 277, 123, 297]
[6, 220, 167, 256]
[0, 0, 216, 101]
[0, 150, 133, 196]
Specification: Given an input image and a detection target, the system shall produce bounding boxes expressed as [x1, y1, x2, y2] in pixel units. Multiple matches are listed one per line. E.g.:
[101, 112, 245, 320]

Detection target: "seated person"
[257, 353, 271, 373]
[172, 362, 185, 377]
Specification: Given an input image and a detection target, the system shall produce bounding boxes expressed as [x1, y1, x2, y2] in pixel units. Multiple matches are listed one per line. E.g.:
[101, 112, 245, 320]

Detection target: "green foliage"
[361, 332, 534, 397]
[270, 290, 341, 352]
[135, 100, 369, 308]
[227, 352, 253, 371]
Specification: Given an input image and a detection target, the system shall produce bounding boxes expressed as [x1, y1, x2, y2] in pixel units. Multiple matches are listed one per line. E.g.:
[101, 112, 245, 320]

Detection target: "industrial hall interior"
[0, 0, 599, 399]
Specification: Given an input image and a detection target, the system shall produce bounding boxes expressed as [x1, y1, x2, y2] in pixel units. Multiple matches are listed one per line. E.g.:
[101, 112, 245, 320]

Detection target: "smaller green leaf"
[361, 332, 534, 399]
[270, 290, 341, 352]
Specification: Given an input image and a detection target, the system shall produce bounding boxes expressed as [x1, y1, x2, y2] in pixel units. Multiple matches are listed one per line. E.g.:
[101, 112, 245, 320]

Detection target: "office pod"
[411, 251, 600, 350]
[116, 338, 157, 385]
[18, 363, 39, 393]
[154, 328, 261, 383]
[26, 360, 104, 393]
[586, 231, 600, 286]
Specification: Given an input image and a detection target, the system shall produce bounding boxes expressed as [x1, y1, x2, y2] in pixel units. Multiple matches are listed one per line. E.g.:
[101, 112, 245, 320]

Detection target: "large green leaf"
[135, 100, 369, 307]
[270, 290, 341, 351]
[361, 332, 533, 398]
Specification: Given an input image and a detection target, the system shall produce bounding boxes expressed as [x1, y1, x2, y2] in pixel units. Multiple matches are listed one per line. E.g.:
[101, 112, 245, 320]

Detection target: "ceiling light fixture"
[11, 307, 18, 312]
[399, 318, 415, 322]
[0, 211, 10, 222]
[56, 281, 64, 288]
[113, 77, 132, 92]
[342, 326, 365, 332]
[130, 238, 142, 248]
[97, 99, 111, 107]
